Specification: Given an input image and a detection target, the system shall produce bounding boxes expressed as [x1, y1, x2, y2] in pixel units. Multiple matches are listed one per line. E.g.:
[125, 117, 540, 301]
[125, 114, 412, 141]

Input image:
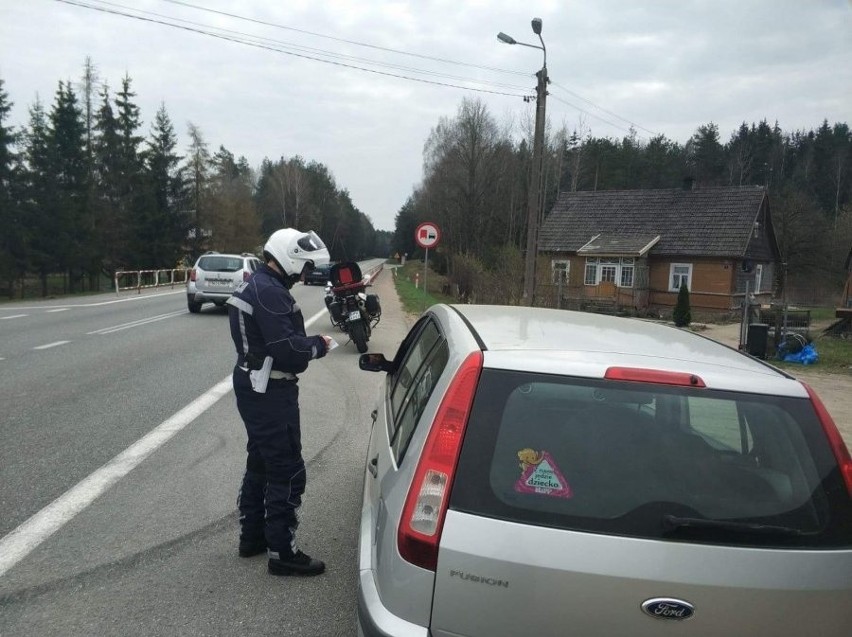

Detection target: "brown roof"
[539, 186, 768, 258]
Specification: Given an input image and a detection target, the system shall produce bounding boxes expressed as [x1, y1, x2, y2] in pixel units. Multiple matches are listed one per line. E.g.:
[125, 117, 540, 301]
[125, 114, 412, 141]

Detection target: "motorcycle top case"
[330, 262, 364, 293]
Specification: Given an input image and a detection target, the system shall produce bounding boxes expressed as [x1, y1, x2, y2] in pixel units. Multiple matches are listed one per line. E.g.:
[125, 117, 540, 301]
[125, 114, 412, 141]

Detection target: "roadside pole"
[423, 248, 429, 312]
[415, 222, 441, 313]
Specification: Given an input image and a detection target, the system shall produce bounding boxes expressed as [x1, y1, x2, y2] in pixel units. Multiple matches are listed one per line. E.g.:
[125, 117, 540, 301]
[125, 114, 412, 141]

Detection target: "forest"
[394, 99, 852, 306]
[0, 61, 386, 298]
[1, 60, 850, 305]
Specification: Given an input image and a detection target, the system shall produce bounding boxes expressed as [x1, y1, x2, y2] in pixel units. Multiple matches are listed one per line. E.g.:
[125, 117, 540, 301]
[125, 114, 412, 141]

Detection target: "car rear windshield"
[451, 369, 852, 548]
[197, 256, 243, 272]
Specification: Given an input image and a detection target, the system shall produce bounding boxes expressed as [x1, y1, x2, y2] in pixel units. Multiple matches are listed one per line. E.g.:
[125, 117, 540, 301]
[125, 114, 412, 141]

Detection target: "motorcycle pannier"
[327, 300, 344, 322]
[366, 294, 381, 316]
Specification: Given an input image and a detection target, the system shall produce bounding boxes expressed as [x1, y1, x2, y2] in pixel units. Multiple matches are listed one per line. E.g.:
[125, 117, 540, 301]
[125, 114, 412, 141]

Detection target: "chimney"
[682, 176, 695, 191]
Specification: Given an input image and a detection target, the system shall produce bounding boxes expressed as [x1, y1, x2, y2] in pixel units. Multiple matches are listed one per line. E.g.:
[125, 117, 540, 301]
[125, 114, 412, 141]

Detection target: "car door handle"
[368, 455, 378, 477]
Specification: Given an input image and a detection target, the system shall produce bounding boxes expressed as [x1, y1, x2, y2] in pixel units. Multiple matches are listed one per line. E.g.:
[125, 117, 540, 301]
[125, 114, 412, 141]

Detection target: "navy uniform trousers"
[233, 366, 305, 557]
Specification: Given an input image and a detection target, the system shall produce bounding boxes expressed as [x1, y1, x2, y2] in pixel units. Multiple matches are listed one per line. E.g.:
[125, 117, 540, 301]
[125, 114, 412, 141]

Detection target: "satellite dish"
[741, 259, 754, 273]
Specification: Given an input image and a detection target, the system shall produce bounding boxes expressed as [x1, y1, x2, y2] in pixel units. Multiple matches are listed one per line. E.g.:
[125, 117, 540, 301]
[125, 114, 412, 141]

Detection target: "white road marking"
[87, 310, 187, 335]
[0, 376, 234, 578]
[0, 308, 328, 577]
[46, 308, 69, 313]
[1, 314, 28, 320]
[33, 341, 71, 350]
[4, 289, 183, 311]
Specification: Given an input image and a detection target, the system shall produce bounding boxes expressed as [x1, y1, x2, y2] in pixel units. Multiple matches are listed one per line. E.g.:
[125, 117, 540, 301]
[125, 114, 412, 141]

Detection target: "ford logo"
[641, 598, 695, 620]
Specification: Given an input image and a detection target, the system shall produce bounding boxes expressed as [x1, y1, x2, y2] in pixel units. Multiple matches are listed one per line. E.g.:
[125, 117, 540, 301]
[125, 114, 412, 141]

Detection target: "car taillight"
[243, 270, 251, 282]
[397, 351, 483, 571]
[802, 382, 852, 497]
[190, 268, 197, 282]
[605, 366, 705, 387]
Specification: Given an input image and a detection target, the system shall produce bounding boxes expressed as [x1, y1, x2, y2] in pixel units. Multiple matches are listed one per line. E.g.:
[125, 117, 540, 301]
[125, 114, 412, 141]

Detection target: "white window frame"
[551, 260, 570, 285]
[754, 264, 763, 293]
[585, 257, 635, 287]
[669, 263, 693, 292]
[620, 258, 635, 288]
[584, 258, 598, 285]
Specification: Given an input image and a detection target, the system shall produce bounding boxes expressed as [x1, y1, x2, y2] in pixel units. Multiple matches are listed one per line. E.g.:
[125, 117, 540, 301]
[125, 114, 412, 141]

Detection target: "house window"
[670, 263, 692, 292]
[585, 257, 635, 287]
[584, 258, 598, 285]
[551, 260, 570, 284]
[754, 264, 763, 293]
[620, 258, 635, 288]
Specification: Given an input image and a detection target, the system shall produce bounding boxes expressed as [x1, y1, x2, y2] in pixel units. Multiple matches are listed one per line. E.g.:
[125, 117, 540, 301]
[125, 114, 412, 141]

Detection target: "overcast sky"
[2, 0, 850, 231]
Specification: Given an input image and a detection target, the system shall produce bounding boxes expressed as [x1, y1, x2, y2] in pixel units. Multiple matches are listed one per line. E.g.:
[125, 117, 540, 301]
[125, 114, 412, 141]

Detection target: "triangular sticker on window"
[515, 448, 573, 498]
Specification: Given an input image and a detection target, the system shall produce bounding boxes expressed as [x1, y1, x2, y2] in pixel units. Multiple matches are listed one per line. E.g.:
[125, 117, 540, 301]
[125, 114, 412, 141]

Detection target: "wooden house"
[536, 184, 780, 313]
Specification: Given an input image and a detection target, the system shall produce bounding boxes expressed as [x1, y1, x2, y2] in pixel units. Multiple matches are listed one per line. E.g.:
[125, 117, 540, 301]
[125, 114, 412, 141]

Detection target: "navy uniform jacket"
[227, 264, 326, 374]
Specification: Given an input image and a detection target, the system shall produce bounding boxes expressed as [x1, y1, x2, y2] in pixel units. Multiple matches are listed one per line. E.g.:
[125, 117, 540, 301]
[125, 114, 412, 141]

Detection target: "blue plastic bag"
[782, 343, 819, 365]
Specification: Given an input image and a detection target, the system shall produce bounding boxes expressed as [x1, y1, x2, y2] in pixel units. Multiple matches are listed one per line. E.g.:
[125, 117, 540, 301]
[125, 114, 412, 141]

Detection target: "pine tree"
[0, 77, 25, 296]
[114, 74, 147, 266]
[49, 80, 89, 291]
[673, 281, 692, 327]
[144, 103, 189, 267]
[687, 122, 725, 186]
[22, 97, 58, 295]
[92, 82, 124, 271]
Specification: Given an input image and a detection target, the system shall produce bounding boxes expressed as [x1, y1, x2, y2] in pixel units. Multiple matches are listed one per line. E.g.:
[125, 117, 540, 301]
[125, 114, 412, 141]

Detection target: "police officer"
[227, 228, 332, 576]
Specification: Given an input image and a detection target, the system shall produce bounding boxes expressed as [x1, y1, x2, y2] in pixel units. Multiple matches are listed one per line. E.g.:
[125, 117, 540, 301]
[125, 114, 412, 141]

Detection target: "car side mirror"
[359, 353, 393, 373]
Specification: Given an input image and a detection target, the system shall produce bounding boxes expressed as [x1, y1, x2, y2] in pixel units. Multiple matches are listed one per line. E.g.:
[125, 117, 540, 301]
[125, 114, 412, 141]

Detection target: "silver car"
[186, 252, 262, 313]
[357, 304, 852, 637]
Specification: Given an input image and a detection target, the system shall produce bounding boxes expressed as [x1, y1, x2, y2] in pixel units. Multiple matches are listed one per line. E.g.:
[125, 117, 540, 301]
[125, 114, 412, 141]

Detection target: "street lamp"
[498, 18, 548, 306]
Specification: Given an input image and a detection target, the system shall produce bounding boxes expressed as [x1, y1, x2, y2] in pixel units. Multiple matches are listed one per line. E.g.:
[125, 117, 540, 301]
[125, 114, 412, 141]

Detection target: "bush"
[673, 281, 692, 327]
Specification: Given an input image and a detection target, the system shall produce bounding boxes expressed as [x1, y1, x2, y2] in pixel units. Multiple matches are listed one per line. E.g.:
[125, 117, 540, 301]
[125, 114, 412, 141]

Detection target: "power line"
[54, 0, 529, 98]
[551, 81, 658, 137]
[549, 94, 637, 137]
[55, 0, 658, 135]
[159, 0, 532, 78]
[156, 1, 657, 137]
[158, 0, 658, 139]
[76, 0, 533, 92]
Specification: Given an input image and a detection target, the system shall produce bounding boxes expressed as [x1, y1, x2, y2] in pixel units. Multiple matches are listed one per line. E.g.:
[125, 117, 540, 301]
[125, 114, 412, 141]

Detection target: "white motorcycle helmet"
[263, 228, 330, 278]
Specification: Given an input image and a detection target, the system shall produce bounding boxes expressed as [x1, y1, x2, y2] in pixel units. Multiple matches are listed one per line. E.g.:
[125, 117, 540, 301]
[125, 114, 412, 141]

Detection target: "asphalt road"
[0, 259, 407, 636]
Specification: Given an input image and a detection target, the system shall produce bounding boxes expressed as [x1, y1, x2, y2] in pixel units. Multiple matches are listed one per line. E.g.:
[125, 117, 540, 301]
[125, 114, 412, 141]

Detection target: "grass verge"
[391, 260, 455, 315]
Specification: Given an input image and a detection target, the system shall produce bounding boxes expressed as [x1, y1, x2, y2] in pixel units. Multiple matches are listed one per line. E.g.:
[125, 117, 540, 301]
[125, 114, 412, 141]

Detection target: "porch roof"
[577, 233, 661, 257]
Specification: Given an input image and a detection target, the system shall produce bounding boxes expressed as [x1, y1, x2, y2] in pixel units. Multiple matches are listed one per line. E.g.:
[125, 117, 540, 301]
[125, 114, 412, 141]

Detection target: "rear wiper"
[662, 515, 805, 536]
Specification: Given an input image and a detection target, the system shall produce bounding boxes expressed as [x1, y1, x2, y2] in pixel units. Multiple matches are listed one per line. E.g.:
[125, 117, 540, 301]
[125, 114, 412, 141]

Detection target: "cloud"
[1, 0, 849, 231]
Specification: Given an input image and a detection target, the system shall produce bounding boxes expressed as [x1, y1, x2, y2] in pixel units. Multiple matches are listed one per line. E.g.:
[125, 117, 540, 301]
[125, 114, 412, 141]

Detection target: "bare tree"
[185, 122, 210, 257]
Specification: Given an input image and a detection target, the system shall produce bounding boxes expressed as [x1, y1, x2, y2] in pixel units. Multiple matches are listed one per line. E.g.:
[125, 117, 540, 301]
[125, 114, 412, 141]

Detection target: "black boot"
[238, 539, 267, 558]
[268, 550, 325, 576]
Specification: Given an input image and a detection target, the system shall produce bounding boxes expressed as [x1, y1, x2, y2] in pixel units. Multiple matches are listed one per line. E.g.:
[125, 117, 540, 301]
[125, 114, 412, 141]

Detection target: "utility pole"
[499, 18, 548, 306]
[523, 62, 548, 305]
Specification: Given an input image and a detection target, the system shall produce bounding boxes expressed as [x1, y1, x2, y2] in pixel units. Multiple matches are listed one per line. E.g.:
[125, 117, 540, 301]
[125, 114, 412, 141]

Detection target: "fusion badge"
[641, 598, 695, 621]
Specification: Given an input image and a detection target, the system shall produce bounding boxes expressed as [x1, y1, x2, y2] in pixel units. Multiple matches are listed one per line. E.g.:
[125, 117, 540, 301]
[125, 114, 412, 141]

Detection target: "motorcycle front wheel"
[349, 320, 369, 353]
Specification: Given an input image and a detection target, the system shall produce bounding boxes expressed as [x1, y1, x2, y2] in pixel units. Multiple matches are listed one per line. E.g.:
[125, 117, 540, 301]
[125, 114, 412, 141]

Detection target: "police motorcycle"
[323, 261, 381, 353]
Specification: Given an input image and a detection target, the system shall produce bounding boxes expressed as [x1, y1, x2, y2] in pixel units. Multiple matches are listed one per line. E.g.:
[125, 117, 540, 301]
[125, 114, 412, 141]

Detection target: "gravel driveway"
[697, 322, 852, 447]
